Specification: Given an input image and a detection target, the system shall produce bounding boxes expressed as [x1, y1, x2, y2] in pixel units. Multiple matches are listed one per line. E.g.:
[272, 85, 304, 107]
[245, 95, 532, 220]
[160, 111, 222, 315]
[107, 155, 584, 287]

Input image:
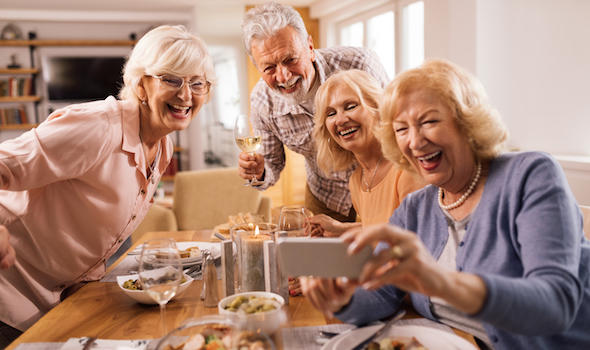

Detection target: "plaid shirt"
[250, 46, 389, 215]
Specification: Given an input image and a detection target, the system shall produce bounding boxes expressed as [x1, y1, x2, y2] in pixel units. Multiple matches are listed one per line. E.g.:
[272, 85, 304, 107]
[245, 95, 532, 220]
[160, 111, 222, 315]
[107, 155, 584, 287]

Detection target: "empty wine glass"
[234, 114, 263, 186]
[278, 205, 312, 237]
[138, 238, 182, 336]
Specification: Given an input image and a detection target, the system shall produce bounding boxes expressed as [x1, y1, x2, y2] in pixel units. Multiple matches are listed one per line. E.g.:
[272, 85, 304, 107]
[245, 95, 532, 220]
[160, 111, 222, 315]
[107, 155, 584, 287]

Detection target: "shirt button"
[459, 241, 465, 247]
[458, 266, 463, 272]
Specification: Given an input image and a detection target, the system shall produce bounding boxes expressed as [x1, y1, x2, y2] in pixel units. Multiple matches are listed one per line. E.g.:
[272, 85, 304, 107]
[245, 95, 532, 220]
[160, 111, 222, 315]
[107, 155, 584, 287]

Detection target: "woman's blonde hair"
[313, 69, 383, 174]
[378, 59, 508, 171]
[119, 25, 216, 103]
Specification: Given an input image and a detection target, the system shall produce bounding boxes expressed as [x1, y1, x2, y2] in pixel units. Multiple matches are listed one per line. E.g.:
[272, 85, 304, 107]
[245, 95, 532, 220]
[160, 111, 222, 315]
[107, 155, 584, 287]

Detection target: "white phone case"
[276, 237, 373, 278]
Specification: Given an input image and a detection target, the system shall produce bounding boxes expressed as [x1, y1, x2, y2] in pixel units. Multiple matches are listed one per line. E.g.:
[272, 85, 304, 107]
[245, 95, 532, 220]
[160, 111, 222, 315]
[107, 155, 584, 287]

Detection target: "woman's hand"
[343, 224, 487, 314]
[300, 276, 358, 318]
[0, 225, 15, 269]
[306, 214, 359, 237]
[343, 224, 447, 296]
[288, 277, 302, 296]
[238, 152, 265, 181]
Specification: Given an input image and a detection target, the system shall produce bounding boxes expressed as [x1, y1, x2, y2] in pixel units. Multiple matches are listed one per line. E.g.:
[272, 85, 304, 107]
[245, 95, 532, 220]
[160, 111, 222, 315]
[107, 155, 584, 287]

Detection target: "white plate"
[134, 241, 221, 267]
[116, 272, 193, 305]
[321, 324, 477, 350]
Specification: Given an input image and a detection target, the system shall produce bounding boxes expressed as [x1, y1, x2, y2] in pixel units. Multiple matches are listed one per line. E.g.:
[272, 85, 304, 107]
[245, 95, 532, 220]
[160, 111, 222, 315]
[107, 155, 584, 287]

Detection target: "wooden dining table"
[7, 230, 478, 349]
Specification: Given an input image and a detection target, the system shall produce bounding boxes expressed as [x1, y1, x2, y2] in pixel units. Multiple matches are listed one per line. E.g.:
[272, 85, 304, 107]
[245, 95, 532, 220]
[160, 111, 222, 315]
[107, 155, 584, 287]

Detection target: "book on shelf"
[0, 77, 34, 97]
[0, 105, 29, 125]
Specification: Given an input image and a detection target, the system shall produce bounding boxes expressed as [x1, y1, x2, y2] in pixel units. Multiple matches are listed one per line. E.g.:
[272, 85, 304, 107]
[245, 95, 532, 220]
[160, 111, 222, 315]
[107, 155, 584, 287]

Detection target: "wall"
[475, 0, 590, 204]
[476, 0, 590, 157]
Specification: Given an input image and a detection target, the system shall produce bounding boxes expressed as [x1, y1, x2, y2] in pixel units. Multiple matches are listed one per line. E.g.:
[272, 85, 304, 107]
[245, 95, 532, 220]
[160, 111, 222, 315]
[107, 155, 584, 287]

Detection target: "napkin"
[60, 337, 153, 350]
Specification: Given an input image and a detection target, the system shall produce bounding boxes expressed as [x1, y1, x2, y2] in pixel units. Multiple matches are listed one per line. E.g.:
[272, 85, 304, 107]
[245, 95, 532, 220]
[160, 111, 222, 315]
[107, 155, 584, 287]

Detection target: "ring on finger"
[390, 245, 403, 260]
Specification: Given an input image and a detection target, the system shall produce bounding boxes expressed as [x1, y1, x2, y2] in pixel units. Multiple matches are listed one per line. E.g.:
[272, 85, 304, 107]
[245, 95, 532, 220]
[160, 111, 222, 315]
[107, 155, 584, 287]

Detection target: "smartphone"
[276, 237, 373, 279]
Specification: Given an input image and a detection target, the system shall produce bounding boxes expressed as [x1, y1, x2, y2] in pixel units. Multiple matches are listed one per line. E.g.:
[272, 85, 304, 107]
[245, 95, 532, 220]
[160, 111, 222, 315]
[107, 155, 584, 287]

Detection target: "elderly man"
[238, 1, 389, 221]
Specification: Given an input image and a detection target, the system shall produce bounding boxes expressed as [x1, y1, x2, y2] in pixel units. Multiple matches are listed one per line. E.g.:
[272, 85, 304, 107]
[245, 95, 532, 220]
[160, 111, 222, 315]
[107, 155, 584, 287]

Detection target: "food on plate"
[235, 331, 274, 349]
[213, 212, 266, 240]
[367, 336, 427, 350]
[214, 223, 231, 236]
[179, 246, 201, 259]
[155, 246, 200, 260]
[122, 276, 187, 291]
[223, 295, 278, 314]
[122, 279, 142, 290]
[162, 324, 232, 350]
[229, 212, 266, 226]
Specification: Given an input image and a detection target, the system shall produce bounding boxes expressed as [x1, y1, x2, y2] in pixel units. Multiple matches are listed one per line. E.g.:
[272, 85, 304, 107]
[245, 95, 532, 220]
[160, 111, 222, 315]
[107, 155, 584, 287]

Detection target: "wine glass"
[278, 205, 312, 237]
[234, 114, 263, 186]
[138, 238, 183, 336]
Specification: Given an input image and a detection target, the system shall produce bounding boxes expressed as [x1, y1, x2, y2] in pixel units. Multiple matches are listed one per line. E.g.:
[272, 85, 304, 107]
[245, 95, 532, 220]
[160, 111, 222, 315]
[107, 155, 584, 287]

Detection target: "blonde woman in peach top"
[0, 25, 215, 344]
[308, 69, 423, 237]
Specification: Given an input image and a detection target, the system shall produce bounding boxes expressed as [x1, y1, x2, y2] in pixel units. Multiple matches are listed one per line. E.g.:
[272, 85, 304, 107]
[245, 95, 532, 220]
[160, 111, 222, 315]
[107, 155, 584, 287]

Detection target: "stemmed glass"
[278, 205, 312, 237]
[138, 238, 183, 336]
[234, 113, 263, 186]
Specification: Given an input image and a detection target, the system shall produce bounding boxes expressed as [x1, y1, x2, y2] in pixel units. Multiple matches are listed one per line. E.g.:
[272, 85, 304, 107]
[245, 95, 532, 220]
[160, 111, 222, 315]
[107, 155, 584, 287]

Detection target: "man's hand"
[238, 152, 265, 182]
[0, 225, 15, 269]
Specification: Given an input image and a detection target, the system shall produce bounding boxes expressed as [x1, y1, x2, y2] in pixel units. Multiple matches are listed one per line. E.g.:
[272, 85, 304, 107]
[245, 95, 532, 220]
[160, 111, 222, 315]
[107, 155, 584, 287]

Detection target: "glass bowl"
[153, 315, 276, 350]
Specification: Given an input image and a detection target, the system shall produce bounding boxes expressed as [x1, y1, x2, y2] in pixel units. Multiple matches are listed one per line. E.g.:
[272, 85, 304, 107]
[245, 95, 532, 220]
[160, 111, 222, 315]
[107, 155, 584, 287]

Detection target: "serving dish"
[116, 272, 193, 304]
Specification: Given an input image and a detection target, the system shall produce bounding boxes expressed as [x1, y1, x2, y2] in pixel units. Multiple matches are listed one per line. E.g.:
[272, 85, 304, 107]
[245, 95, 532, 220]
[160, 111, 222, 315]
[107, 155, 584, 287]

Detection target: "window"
[335, 0, 423, 79]
[212, 49, 241, 129]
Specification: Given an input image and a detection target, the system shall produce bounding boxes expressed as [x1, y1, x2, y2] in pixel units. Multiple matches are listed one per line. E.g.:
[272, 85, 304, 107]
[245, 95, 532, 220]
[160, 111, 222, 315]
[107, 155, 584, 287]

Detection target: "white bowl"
[218, 291, 286, 335]
[116, 272, 193, 304]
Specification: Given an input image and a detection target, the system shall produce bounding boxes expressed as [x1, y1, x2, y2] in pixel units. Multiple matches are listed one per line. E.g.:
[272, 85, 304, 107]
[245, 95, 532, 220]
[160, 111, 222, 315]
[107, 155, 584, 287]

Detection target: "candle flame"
[254, 225, 260, 237]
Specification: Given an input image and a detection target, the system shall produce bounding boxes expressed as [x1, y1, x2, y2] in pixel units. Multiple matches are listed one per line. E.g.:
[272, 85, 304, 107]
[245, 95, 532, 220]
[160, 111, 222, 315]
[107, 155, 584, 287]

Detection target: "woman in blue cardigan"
[301, 59, 590, 349]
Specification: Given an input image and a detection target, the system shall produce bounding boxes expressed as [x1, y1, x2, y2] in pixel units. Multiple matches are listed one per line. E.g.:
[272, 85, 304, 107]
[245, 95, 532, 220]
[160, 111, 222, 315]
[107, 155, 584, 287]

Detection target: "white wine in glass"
[234, 114, 264, 186]
[138, 238, 182, 336]
[235, 135, 262, 154]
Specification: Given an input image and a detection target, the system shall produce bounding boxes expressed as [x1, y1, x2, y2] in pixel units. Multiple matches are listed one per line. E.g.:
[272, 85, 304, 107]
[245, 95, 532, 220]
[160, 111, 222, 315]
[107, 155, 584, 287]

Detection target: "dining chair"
[172, 167, 272, 230]
[579, 204, 590, 240]
[131, 203, 178, 243]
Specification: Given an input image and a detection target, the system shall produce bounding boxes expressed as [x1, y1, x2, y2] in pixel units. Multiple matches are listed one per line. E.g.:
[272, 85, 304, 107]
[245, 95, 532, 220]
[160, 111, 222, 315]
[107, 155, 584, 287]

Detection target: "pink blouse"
[0, 96, 173, 330]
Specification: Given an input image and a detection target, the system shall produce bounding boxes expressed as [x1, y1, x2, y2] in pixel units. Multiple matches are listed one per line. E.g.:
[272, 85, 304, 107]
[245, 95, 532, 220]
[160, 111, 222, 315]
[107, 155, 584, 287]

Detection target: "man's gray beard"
[269, 77, 309, 106]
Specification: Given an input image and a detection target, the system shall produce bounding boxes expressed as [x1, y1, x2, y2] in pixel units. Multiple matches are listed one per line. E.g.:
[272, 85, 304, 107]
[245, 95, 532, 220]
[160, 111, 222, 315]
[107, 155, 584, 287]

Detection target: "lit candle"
[238, 226, 272, 292]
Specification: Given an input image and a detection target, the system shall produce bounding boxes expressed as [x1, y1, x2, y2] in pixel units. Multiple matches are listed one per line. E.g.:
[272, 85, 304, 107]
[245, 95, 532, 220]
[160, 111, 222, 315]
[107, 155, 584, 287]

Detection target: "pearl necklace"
[361, 157, 382, 192]
[438, 162, 482, 210]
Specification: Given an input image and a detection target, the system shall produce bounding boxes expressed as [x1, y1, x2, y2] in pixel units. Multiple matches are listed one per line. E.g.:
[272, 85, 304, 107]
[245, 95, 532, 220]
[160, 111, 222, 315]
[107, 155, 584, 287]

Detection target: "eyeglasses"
[149, 74, 211, 96]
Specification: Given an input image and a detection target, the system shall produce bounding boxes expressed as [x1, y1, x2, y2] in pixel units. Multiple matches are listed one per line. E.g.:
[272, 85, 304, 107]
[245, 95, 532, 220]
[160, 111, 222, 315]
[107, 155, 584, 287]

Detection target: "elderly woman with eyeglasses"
[0, 25, 214, 344]
[301, 59, 590, 349]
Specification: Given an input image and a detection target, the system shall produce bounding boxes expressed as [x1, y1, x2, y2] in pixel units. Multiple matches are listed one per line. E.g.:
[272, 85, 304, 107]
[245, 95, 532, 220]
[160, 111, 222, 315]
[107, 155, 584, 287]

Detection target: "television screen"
[45, 57, 125, 101]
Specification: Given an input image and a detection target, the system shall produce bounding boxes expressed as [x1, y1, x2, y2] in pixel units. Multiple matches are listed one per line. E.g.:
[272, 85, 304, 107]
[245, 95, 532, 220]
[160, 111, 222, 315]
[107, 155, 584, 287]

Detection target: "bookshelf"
[0, 39, 136, 130]
[0, 64, 40, 127]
